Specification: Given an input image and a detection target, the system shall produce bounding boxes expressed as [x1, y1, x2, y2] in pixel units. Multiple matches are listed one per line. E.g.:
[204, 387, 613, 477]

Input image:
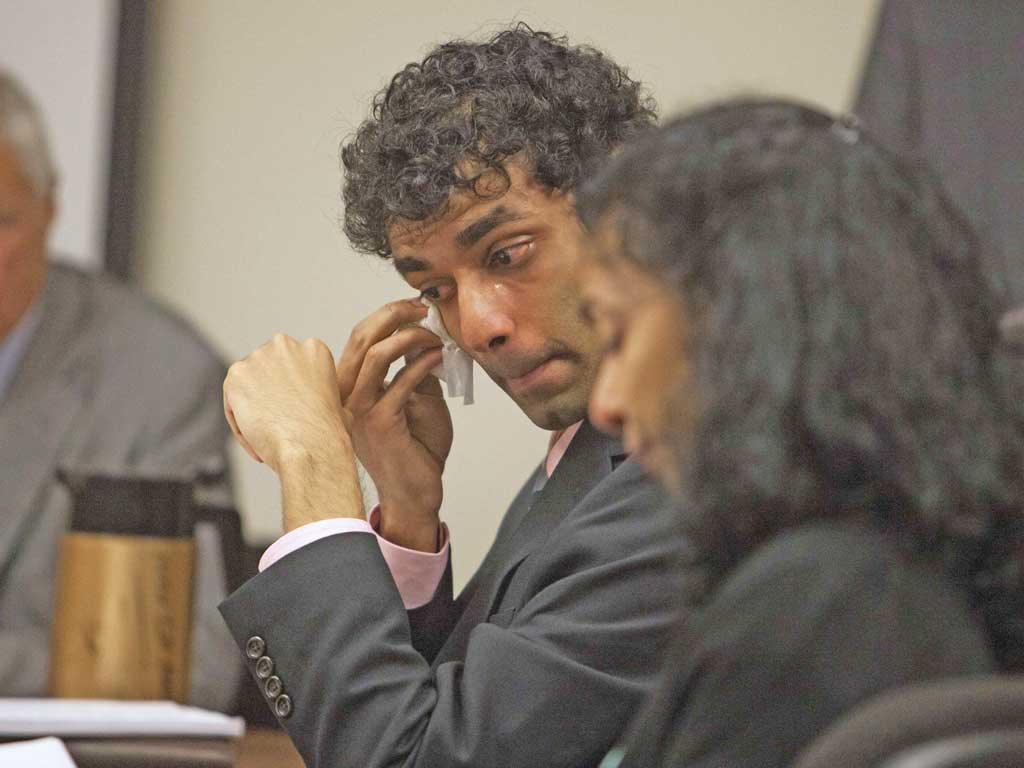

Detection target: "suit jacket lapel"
[503, 421, 624, 565]
[459, 422, 625, 619]
[0, 269, 93, 575]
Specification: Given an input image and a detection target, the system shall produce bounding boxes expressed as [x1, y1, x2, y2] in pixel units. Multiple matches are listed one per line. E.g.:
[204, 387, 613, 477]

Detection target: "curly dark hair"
[341, 24, 657, 257]
[577, 99, 1024, 669]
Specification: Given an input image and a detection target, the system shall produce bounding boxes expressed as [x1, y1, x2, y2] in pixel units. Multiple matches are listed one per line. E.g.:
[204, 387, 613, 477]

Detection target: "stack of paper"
[0, 698, 245, 739]
[0, 737, 77, 767]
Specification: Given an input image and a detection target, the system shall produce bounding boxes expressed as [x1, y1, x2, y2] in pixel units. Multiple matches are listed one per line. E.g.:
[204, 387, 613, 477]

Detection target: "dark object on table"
[50, 472, 197, 703]
[64, 738, 234, 768]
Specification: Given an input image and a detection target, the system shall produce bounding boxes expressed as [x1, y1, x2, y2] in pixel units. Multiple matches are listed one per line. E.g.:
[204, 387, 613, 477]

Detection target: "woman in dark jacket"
[573, 99, 1024, 768]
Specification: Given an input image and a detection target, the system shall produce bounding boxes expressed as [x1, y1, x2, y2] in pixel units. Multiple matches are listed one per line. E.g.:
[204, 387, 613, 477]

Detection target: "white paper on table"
[0, 736, 78, 767]
[0, 699, 245, 739]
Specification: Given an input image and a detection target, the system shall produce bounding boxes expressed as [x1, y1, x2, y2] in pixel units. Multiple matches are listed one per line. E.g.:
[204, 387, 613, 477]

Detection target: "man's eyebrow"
[455, 206, 525, 249]
[394, 256, 433, 276]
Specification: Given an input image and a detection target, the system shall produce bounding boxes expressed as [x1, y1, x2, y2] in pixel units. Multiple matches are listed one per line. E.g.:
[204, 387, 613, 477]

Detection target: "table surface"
[237, 728, 304, 768]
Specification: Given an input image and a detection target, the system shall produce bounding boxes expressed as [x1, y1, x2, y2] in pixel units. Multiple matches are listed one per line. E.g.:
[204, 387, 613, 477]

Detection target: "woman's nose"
[589, 359, 627, 437]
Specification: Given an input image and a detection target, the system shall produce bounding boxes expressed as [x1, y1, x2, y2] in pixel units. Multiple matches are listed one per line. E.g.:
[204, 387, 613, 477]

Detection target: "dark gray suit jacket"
[0, 262, 240, 710]
[854, 0, 1024, 304]
[220, 421, 688, 767]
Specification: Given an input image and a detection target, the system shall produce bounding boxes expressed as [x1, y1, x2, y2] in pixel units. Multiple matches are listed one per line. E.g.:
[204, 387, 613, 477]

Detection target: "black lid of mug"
[57, 470, 195, 538]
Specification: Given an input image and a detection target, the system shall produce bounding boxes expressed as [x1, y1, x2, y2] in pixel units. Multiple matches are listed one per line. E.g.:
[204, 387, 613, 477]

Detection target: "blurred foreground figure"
[0, 70, 240, 710]
[576, 99, 1024, 768]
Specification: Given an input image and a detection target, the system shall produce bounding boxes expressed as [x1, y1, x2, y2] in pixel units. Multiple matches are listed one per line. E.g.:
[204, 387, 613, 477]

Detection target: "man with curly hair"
[220, 26, 687, 767]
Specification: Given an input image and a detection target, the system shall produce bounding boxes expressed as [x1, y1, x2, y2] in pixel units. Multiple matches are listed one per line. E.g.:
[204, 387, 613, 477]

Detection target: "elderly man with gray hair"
[0, 69, 239, 711]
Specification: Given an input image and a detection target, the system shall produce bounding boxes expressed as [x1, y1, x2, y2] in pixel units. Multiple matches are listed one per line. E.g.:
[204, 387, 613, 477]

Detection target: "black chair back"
[794, 675, 1024, 768]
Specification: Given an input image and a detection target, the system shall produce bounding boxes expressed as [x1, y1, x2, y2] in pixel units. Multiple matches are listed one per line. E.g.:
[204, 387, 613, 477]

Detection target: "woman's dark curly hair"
[341, 24, 657, 257]
[577, 99, 1024, 669]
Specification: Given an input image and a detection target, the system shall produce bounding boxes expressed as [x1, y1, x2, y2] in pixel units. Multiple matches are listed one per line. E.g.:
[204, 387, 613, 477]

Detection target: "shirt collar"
[545, 420, 584, 478]
[0, 296, 45, 403]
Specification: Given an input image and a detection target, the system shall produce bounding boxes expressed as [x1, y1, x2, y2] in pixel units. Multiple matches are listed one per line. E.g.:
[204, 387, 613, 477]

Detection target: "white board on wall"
[0, 0, 120, 271]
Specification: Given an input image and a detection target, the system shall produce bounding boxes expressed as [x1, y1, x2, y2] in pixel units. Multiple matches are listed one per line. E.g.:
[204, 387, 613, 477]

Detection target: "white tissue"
[417, 303, 474, 405]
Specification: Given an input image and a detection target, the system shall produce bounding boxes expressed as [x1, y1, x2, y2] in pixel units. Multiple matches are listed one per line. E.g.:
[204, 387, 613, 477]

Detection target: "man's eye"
[597, 318, 624, 354]
[606, 328, 624, 354]
[487, 241, 529, 268]
[419, 283, 455, 302]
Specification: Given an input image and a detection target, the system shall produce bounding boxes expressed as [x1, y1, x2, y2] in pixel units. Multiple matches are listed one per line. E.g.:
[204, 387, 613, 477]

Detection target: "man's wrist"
[278, 440, 365, 532]
[377, 499, 441, 553]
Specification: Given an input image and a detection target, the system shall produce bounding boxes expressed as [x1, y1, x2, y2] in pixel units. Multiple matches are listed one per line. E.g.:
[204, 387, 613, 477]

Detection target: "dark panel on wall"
[104, 0, 149, 280]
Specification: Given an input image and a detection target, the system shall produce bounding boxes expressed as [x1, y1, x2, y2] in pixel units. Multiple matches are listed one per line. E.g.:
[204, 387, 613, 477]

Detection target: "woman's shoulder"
[720, 520, 939, 603]
[698, 518, 992, 669]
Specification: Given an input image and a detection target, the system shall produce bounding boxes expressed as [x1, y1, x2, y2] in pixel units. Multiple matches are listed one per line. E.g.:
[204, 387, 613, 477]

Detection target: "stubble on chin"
[521, 378, 594, 431]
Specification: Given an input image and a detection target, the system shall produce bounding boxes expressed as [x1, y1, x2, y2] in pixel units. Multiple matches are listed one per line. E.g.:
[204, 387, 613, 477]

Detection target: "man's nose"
[588, 360, 626, 437]
[457, 286, 515, 355]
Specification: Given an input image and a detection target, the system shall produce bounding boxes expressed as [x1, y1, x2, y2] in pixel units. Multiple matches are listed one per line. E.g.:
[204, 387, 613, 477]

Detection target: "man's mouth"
[504, 354, 568, 396]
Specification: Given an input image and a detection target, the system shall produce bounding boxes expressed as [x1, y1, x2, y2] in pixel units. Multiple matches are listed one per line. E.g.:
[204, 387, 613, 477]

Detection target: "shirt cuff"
[259, 518, 374, 572]
[258, 508, 450, 610]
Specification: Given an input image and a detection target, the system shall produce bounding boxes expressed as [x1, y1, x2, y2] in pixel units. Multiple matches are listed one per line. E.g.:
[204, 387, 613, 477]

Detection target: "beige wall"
[137, 0, 881, 588]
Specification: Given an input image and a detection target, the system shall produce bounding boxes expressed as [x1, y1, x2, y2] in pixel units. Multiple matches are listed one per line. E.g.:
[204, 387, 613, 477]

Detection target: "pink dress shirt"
[259, 421, 584, 609]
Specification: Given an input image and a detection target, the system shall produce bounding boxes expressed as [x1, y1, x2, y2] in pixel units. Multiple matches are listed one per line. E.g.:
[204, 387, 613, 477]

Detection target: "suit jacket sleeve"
[406, 556, 458, 664]
[127, 338, 232, 501]
[220, 462, 685, 768]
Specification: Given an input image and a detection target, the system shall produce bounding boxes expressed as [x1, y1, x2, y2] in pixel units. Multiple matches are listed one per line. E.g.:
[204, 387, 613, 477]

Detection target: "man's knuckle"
[348, 326, 369, 351]
[310, 338, 334, 361]
[276, 332, 298, 347]
[364, 411, 386, 432]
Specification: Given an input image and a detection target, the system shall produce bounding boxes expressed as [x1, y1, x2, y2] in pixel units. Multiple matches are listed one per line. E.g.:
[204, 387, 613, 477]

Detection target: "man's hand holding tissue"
[336, 299, 453, 552]
[223, 334, 365, 532]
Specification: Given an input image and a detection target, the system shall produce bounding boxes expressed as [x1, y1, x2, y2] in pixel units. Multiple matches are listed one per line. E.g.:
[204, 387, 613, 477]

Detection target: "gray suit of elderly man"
[0, 70, 239, 710]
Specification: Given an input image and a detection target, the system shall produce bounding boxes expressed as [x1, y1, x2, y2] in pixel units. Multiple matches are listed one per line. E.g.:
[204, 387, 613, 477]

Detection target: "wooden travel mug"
[49, 472, 196, 703]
